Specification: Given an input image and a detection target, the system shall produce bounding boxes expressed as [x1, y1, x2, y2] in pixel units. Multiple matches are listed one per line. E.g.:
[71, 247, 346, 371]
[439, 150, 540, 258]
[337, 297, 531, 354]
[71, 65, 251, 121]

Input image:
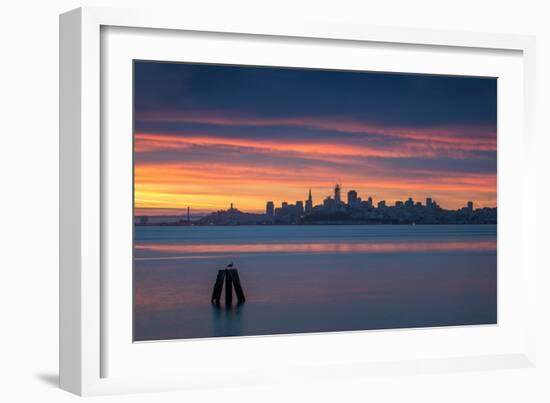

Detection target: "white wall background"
[1, 0, 548, 402]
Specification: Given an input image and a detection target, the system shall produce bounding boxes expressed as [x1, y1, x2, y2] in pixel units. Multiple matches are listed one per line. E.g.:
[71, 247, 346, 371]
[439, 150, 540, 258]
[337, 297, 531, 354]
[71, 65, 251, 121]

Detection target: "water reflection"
[211, 302, 244, 337]
[133, 225, 497, 341]
[136, 239, 496, 257]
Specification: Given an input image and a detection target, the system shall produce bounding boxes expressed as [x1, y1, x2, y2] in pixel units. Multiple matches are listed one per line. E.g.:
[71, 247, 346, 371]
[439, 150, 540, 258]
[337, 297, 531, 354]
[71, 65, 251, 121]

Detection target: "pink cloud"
[136, 110, 496, 151]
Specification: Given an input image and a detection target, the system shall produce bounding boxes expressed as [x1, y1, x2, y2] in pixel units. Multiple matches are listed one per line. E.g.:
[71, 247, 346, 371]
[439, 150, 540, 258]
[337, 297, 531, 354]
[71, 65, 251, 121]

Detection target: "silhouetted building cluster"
[136, 184, 497, 226]
[262, 184, 496, 225]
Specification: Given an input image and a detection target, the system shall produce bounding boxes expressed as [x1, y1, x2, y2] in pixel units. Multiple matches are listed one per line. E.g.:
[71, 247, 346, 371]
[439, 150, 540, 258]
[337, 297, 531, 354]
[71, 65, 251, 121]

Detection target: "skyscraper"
[366, 196, 373, 208]
[296, 201, 304, 215]
[305, 188, 313, 213]
[467, 201, 474, 212]
[347, 190, 358, 205]
[334, 184, 341, 205]
[323, 196, 336, 211]
[266, 201, 274, 217]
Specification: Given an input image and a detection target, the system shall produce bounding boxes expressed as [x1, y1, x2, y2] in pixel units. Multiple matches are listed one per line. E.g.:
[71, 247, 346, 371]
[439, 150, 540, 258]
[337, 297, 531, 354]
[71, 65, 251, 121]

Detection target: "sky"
[134, 61, 497, 215]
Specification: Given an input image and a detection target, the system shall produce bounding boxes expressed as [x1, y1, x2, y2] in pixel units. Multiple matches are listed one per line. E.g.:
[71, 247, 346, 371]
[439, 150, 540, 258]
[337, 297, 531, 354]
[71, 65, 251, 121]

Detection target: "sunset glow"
[134, 62, 497, 215]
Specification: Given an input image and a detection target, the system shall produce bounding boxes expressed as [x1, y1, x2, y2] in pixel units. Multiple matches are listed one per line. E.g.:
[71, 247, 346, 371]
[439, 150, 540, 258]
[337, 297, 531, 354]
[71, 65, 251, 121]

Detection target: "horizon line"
[135, 200, 497, 217]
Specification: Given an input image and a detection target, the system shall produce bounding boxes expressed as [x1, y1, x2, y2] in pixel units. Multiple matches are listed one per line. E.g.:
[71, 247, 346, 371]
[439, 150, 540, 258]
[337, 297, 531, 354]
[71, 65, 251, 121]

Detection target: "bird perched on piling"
[226, 262, 234, 268]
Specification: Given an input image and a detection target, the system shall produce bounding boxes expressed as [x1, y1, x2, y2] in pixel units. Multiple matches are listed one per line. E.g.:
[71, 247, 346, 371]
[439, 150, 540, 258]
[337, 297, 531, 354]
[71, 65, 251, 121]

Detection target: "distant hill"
[198, 208, 270, 225]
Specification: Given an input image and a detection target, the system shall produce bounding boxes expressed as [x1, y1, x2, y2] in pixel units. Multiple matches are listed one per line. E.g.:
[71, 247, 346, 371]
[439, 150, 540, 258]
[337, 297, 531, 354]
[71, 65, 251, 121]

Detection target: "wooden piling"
[211, 266, 246, 306]
[225, 269, 233, 306]
[211, 269, 225, 304]
[229, 269, 246, 303]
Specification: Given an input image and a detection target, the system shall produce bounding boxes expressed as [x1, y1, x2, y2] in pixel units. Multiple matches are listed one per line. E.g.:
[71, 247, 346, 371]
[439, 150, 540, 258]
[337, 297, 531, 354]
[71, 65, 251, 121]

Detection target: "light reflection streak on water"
[135, 239, 496, 260]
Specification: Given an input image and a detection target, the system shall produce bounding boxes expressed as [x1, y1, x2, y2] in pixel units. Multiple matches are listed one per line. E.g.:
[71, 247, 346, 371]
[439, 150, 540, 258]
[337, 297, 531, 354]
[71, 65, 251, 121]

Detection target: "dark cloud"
[135, 61, 497, 128]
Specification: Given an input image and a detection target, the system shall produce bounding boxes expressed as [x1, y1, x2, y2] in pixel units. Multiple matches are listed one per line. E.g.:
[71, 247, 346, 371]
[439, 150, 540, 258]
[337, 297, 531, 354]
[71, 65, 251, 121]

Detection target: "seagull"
[226, 262, 234, 268]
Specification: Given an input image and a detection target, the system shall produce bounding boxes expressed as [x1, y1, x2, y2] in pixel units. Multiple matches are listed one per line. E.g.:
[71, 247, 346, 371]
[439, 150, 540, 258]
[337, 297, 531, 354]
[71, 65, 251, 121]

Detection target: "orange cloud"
[136, 133, 419, 158]
[134, 160, 496, 214]
[133, 112, 496, 214]
[135, 131, 494, 166]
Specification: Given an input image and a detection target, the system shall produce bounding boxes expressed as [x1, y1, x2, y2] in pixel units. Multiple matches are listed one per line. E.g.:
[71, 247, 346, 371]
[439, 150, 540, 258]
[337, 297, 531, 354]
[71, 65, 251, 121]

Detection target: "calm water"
[134, 225, 497, 341]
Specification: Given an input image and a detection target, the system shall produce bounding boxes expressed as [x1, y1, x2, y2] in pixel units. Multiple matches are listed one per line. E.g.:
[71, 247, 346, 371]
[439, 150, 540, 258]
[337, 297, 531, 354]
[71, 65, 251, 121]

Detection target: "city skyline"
[136, 183, 493, 219]
[228, 185, 487, 216]
[135, 184, 496, 226]
[263, 184, 479, 216]
[134, 62, 497, 216]
[135, 185, 494, 217]
[135, 185, 497, 216]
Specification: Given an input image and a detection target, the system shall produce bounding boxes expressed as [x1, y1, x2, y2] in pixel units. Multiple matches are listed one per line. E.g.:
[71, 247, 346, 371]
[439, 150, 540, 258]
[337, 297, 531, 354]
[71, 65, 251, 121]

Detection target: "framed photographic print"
[133, 61, 498, 342]
[60, 7, 537, 396]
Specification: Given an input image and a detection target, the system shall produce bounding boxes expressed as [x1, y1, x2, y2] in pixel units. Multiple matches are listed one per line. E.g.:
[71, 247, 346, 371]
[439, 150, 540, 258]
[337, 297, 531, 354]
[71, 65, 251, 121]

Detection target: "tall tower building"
[266, 201, 274, 217]
[347, 190, 358, 205]
[366, 196, 373, 208]
[334, 184, 341, 205]
[305, 188, 313, 213]
[296, 201, 304, 215]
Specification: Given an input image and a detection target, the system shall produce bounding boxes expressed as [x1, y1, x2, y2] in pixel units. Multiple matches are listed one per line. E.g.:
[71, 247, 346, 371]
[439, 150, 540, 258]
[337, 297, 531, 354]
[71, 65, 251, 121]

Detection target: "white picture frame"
[60, 6, 537, 396]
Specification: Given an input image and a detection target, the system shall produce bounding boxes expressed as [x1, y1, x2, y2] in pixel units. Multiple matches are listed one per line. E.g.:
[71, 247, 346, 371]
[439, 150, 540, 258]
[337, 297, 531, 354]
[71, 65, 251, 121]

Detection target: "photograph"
[133, 61, 497, 341]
